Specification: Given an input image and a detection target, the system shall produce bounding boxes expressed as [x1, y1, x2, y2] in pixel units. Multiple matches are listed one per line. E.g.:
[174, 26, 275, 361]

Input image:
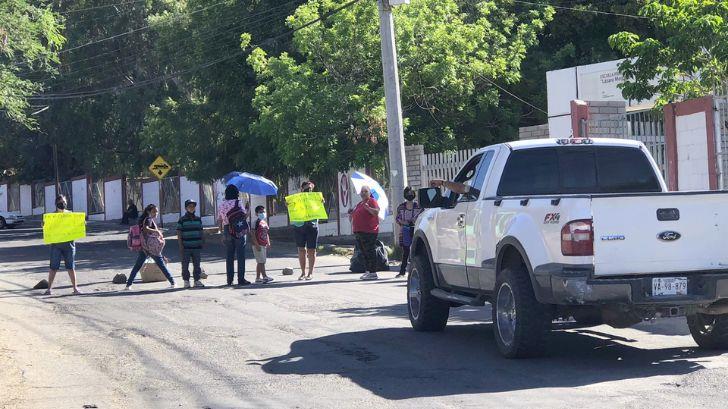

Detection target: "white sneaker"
[193, 280, 205, 288]
[360, 272, 379, 281]
[168, 283, 176, 289]
[123, 285, 132, 291]
[183, 280, 191, 289]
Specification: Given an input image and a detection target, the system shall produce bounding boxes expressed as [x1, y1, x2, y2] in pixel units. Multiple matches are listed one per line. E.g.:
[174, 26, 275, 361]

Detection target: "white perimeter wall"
[0, 184, 7, 212]
[44, 185, 56, 213]
[142, 181, 160, 209]
[179, 177, 200, 216]
[676, 112, 710, 191]
[105, 179, 123, 220]
[71, 179, 87, 214]
[20, 185, 32, 216]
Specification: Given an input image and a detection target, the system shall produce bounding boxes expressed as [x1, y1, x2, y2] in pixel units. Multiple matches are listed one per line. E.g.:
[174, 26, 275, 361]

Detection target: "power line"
[478, 75, 548, 114]
[30, 0, 364, 100]
[17, 0, 300, 78]
[31, 6, 297, 91]
[60, 1, 149, 15]
[57, 0, 233, 56]
[511, 0, 646, 19]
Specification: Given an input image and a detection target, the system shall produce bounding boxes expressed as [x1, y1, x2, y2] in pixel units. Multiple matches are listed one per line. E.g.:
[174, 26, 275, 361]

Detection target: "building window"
[88, 178, 105, 215]
[200, 184, 215, 217]
[160, 177, 180, 215]
[32, 183, 44, 209]
[8, 184, 20, 212]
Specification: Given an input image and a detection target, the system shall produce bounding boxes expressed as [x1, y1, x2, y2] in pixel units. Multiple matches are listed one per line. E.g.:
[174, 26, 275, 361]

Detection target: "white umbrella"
[350, 171, 388, 220]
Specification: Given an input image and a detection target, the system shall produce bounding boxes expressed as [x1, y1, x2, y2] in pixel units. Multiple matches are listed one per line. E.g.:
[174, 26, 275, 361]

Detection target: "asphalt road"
[1, 222, 727, 409]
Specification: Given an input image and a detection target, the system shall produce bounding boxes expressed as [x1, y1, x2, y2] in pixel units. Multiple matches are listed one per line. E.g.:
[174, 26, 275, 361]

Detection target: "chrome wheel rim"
[697, 314, 717, 336]
[408, 267, 422, 320]
[496, 283, 517, 347]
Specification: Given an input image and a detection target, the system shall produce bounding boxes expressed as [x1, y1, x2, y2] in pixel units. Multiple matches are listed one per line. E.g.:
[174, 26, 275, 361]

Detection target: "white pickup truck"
[408, 137, 728, 358]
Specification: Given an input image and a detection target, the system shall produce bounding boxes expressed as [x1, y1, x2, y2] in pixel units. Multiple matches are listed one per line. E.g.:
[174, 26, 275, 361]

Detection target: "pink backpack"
[127, 225, 143, 251]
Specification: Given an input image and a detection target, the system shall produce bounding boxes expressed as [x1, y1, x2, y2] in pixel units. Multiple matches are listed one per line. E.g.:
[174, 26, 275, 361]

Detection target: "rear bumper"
[533, 263, 728, 306]
[5, 218, 23, 226]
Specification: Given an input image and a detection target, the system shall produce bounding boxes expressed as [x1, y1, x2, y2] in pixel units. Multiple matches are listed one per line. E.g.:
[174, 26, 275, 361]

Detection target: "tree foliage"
[0, 0, 65, 127]
[610, 0, 728, 105]
[247, 0, 553, 176]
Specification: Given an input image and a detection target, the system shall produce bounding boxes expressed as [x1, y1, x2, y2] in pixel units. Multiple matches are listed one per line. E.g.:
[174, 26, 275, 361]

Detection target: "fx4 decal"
[544, 213, 560, 224]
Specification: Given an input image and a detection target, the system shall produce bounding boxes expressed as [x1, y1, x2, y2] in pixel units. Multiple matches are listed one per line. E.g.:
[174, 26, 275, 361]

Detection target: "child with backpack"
[217, 184, 250, 286]
[251, 205, 273, 284]
[125, 204, 175, 290]
[177, 199, 205, 289]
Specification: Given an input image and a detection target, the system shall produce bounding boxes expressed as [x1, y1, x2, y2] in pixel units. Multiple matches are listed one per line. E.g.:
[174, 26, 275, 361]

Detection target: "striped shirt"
[177, 213, 203, 249]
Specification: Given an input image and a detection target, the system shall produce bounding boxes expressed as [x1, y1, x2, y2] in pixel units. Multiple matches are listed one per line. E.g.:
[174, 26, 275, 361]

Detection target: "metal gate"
[715, 96, 728, 189]
[626, 110, 667, 180]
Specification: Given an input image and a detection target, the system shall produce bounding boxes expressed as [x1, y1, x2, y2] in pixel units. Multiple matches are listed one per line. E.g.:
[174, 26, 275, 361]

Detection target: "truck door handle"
[457, 214, 465, 228]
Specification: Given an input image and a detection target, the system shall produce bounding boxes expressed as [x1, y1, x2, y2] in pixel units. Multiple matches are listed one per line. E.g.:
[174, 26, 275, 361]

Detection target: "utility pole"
[377, 0, 408, 223]
[52, 143, 60, 193]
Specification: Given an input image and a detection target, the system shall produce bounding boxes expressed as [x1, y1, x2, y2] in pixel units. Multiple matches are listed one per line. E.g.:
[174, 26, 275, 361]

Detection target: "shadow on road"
[255, 325, 711, 400]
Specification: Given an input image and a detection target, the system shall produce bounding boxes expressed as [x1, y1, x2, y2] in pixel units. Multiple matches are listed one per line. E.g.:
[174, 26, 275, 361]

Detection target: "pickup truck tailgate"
[592, 193, 728, 277]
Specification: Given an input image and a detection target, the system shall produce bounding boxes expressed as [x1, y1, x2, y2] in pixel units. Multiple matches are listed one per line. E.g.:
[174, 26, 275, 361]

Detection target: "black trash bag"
[350, 240, 389, 273]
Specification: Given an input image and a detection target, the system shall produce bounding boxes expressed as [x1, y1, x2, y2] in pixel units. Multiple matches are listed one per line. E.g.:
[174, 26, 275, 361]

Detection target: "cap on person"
[184, 199, 197, 207]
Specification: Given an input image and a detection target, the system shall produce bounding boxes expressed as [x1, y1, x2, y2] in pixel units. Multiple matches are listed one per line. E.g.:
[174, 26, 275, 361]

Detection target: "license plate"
[652, 277, 688, 296]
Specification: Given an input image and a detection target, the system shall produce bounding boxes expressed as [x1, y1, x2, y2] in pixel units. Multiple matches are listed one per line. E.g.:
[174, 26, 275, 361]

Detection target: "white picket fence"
[422, 148, 479, 184]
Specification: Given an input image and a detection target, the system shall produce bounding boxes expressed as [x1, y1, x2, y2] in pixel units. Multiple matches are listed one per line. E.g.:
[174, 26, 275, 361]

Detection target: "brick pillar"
[586, 101, 627, 138]
[404, 145, 425, 190]
[570, 99, 589, 138]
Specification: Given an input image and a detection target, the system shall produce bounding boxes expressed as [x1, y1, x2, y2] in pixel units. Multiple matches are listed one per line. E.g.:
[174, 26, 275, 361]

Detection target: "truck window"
[497, 148, 558, 196]
[497, 146, 661, 196]
[449, 154, 483, 203]
[465, 150, 495, 201]
[596, 147, 661, 192]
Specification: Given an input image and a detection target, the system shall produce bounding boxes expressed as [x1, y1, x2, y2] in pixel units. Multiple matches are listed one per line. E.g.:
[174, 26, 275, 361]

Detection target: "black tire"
[0, 217, 5, 229]
[687, 313, 728, 349]
[408, 252, 449, 331]
[492, 266, 551, 358]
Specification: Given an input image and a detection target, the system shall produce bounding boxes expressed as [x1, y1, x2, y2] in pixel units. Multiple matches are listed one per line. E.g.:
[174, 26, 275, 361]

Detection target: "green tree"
[0, 0, 65, 127]
[610, 0, 728, 105]
[247, 0, 553, 177]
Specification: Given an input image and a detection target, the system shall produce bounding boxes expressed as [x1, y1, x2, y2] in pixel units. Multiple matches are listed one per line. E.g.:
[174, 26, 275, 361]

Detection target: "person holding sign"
[44, 195, 81, 295]
[291, 181, 322, 281]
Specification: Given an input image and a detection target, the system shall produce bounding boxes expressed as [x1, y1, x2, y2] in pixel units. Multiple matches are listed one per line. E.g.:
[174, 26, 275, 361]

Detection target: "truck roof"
[503, 137, 643, 151]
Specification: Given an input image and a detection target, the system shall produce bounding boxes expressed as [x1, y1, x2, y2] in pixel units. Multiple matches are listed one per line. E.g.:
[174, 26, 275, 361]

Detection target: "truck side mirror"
[418, 187, 449, 208]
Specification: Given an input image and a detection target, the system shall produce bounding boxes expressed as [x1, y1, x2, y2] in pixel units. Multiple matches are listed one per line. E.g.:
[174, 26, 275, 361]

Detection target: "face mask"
[303, 187, 312, 192]
[405, 194, 415, 201]
[257, 213, 266, 220]
[56, 202, 66, 210]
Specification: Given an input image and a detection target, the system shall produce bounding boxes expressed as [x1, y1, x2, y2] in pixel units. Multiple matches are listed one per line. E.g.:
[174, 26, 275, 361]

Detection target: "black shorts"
[294, 222, 319, 249]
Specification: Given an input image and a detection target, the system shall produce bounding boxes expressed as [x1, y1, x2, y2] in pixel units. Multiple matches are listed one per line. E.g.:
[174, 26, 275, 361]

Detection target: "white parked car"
[409, 137, 728, 358]
[0, 211, 24, 229]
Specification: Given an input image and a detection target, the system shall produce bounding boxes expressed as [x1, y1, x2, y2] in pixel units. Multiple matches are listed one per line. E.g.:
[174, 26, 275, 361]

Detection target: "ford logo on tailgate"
[658, 231, 681, 242]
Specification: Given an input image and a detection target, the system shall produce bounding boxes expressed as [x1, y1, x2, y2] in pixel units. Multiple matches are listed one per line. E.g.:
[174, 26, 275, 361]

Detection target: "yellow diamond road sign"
[149, 156, 172, 180]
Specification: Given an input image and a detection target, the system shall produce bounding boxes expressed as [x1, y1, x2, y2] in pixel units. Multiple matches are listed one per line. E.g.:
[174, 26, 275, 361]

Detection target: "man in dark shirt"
[177, 199, 205, 288]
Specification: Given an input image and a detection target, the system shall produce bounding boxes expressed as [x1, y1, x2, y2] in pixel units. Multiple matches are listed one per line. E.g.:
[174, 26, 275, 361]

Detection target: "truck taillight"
[561, 219, 593, 256]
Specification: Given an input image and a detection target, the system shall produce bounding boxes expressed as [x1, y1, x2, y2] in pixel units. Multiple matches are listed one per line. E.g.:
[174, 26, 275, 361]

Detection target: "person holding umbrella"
[349, 185, 381, 281]
[218, 172, 279, 287]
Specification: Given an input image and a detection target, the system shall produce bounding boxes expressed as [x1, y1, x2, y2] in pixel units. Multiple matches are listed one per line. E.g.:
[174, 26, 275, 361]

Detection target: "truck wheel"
[408, 253, 449, 331]
[0, 217, 5, 229]
[493, 266, 551, 358]
[687, 313, 728, 349]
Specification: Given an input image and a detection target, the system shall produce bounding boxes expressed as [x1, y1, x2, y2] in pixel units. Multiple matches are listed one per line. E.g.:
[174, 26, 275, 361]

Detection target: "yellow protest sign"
[149, 156, 172, 180]
[286, 192, 328, 222]
[43, 212, 86, 244]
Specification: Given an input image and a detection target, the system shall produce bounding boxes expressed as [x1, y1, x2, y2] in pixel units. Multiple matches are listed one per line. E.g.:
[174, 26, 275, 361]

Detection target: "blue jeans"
[126, 251, 175, 286]
[224, 228, 247, 284]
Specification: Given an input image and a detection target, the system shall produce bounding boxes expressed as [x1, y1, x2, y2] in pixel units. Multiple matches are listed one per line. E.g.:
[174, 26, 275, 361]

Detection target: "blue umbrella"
[223, 172, 278, 196]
